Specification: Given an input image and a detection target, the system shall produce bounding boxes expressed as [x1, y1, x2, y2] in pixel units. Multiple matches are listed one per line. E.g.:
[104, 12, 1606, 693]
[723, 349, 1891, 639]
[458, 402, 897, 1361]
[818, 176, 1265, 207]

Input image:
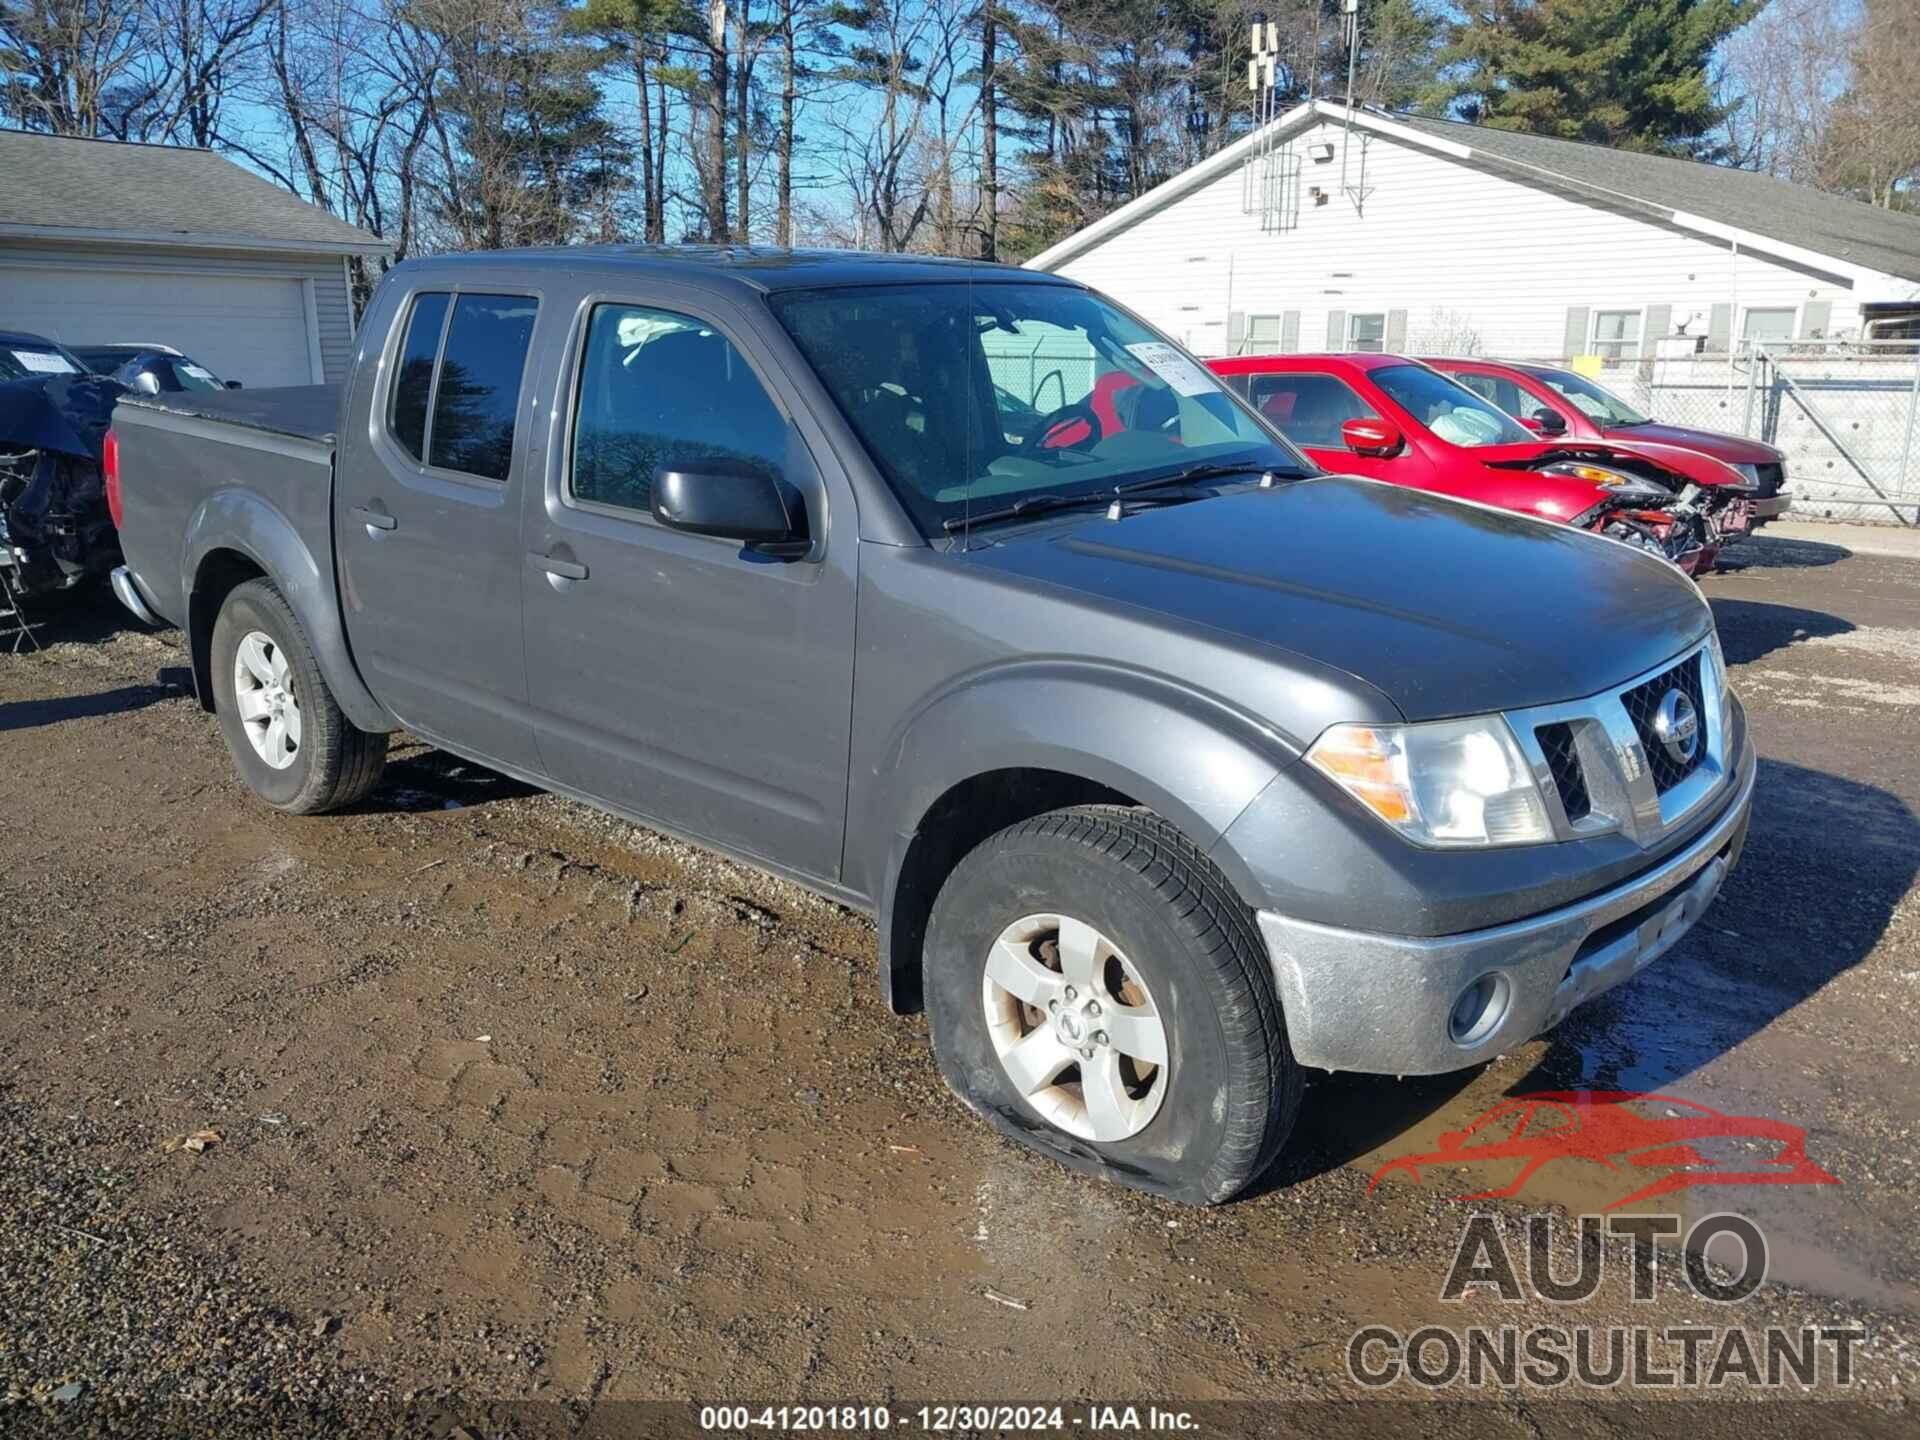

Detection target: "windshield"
[1537, 368, 1650, 426]
[1371, 364, 1532, 447]
[167, 358, 226, 391]
[769, 281, 1302, 535]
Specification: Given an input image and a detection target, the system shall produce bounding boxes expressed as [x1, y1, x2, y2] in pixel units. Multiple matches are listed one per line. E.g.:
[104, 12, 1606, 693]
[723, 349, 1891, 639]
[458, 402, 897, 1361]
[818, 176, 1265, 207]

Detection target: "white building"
[1025, 100, 1920, 364]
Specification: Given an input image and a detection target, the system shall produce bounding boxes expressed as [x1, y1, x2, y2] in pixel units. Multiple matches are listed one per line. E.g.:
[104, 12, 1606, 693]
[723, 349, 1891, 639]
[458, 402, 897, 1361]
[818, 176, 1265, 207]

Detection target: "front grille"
[1620, 654, 1706, 792]
[1751, 462, 1785, 497]
[1535, 722, 1591, 822]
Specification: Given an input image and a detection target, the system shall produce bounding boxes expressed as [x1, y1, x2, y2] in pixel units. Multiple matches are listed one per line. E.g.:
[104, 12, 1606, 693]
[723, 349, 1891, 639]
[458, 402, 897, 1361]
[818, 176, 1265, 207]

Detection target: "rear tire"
[923, 805, 1300, 1205]
[210, 579, 387, 814]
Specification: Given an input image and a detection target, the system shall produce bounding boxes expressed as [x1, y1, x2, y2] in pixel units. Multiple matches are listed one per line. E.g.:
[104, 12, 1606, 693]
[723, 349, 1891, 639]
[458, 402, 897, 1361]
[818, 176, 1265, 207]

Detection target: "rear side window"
[390, 292, 450, 461]
[569, 303, 790, 516]
[428, 294, 538, 481]
[1247, 373, 1376, 448]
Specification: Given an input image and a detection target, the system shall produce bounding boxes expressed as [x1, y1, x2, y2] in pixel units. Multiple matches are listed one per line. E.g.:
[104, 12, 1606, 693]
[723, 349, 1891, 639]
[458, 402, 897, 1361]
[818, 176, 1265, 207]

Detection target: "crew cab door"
[334, 285, 544, 771]
[520, 288, 857, 882]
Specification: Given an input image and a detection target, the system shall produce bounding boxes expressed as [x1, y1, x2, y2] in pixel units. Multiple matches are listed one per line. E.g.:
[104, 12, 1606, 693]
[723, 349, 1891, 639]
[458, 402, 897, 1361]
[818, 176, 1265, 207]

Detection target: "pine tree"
[1437, 0, 1758, 158]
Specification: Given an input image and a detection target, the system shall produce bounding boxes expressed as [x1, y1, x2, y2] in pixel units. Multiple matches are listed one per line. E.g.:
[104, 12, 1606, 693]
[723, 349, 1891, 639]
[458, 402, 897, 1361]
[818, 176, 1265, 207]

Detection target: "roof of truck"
[391, 246, 1079, 294]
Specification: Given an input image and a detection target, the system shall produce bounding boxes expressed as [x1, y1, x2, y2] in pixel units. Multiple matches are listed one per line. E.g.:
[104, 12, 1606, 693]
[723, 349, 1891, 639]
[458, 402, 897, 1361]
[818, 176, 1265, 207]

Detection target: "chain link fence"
[1507, 341, 1920, 527]
[981, 338, 1099, 417]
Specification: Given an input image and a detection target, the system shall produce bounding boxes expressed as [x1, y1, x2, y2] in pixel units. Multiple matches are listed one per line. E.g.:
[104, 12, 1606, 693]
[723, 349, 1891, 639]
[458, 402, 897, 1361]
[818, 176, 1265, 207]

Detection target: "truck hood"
[962, 475, 1712, 721]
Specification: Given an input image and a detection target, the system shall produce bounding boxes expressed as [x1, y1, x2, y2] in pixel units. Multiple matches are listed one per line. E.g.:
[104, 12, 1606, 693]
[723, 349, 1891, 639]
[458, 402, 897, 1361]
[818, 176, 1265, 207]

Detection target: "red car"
[1204, 354, 1760, 574]
[1427, 356, 1791, 527]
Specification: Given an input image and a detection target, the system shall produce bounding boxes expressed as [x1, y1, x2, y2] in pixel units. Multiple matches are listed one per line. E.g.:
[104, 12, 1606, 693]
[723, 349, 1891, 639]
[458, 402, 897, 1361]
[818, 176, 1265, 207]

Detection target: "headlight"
[1728, 462, 1761, 491]
[1540, 461, 1672, 501]
[1306, 717, 1554, 848]
[1706, 630, 1735, 731]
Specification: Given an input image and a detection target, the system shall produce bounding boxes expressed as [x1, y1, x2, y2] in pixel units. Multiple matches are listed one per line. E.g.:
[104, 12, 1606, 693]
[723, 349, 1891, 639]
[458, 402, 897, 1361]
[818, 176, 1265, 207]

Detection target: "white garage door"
[0, 264, 315, 388]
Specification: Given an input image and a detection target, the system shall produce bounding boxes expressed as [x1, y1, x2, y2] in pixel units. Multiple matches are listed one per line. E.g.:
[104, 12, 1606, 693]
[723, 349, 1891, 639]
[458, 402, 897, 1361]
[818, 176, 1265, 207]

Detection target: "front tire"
[210, 579, 387, 814]
[923, 806, 1300, 1205]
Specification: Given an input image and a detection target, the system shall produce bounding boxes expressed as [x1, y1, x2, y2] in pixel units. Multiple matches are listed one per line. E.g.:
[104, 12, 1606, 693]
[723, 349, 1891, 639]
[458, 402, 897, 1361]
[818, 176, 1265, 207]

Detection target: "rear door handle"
[350, 504, 397, 531]
[529, 552, 589, 581]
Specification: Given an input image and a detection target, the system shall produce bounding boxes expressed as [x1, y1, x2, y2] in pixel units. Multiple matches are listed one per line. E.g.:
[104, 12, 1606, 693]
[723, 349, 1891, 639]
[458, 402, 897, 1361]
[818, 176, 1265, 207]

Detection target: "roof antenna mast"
[1339, 0, 1373, 212]
[1245, 18, 1297, 235]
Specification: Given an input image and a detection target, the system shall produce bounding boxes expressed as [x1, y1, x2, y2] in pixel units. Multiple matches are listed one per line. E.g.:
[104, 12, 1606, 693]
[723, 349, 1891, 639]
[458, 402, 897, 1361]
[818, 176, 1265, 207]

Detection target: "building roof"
[1027, 100, 1920, 287]
[0, 129, 388, 256]
[1390, 112, 1920, 285]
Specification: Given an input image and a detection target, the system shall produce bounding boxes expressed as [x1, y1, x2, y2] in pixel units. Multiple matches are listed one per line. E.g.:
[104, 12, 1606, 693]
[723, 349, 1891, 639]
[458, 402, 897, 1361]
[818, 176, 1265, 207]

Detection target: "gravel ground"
[0, 529, 1915, 1436]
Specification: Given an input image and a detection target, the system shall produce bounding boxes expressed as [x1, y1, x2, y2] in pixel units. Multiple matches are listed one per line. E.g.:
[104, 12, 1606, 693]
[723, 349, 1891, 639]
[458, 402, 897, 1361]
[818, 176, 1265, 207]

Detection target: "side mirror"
[1341, 417, 1403, 457]
[225, 379, 244, 390]
[1519, 408, 1567, 436]
[652, 461, 809, 559]
[130, 371, 162, 397]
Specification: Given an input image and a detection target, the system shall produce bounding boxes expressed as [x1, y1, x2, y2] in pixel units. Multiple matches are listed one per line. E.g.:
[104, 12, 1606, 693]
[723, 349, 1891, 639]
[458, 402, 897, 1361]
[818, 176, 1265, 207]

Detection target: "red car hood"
[1602, 422, 1782, 466]
[1477, 436, 1754, 491]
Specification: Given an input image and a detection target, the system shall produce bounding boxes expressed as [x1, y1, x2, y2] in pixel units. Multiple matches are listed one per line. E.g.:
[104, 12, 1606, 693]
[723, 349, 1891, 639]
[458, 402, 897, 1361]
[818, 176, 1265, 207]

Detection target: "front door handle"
[529, 552, 589, 581]
[350, 504, 397, 531]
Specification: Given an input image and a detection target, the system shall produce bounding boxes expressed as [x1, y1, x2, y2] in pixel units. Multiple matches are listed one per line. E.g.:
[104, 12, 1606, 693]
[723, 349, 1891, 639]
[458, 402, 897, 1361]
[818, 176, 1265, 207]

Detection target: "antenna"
[1242, 17, 1299, 238]
[1339, 0, 1373, 212]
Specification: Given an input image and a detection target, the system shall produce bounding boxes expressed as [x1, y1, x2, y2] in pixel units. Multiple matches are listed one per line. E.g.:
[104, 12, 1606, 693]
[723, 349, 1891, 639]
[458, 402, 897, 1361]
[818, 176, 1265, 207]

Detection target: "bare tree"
[834, 0, 976, 252]
[1829, 0, 1920, 208]
[1716, 0, 1852, 183]
[0, 0, 148, 134]
[113, 0, 275, 146]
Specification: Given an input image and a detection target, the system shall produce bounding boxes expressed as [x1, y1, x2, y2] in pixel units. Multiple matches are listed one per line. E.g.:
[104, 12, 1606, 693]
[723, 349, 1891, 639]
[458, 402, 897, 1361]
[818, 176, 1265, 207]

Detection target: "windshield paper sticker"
[12, 349, 78, 375]
[1125, 341, 1215, 398]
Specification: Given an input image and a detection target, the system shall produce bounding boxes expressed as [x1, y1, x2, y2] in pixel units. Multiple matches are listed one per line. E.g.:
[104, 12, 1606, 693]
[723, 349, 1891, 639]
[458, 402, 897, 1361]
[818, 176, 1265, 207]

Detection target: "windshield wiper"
[942, 462, 1306, 535]
[1119, 460, 1307, 493]
[941, 492, 1119, 533]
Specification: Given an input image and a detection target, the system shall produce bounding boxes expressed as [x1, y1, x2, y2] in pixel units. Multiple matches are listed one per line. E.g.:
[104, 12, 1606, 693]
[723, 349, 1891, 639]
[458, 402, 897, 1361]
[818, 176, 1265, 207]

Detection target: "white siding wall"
[310, 265, 355, 381]
[1052, 120, 1883, 359]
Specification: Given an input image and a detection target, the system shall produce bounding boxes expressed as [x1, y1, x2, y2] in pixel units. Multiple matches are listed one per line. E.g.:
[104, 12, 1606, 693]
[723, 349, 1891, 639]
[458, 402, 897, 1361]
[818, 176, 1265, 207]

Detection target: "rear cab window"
[385, 290, 538, 481]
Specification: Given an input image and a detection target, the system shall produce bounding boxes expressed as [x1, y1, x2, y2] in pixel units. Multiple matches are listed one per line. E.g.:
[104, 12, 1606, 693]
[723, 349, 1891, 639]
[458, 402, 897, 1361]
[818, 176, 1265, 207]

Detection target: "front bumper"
[1255, 741, 1756, 1075]
[1749, 493, 1792, 521]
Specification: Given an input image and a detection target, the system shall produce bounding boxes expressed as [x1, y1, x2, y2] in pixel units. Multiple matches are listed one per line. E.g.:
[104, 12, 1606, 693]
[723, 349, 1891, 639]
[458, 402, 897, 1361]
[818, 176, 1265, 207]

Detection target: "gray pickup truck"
[108, 249, 1754, 1204]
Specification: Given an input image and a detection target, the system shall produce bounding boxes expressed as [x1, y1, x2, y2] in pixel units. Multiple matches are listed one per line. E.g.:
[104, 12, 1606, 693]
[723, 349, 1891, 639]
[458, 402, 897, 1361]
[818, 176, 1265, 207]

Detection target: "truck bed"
[117, 384, 340, 445]
[111, 384, 340, 633]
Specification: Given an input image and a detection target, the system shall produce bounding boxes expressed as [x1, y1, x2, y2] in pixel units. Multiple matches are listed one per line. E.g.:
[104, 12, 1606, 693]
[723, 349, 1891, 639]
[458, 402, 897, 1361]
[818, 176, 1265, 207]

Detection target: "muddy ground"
[0, 529, 1915, 1436]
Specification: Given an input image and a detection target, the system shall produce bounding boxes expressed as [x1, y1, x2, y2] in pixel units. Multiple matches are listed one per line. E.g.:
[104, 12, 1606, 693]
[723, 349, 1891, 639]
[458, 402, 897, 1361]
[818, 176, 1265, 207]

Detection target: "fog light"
[1448, 972, 1511, 1046]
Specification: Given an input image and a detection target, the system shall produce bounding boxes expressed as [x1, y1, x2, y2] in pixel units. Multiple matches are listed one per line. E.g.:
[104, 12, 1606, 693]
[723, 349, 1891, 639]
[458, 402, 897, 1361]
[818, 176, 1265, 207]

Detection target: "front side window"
[1247, 373, 1377, 448]
[389, 292, 450, 462]
[569, 303, 791, 516]
[1347, 313, 1386, 353]
[1591, 309, 1641, 364]
[770, 281, 1299, 536]
[428, 294, 538, 481]
[1537, 368, 1649, 426]
[1371, 364, 1531, 447]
